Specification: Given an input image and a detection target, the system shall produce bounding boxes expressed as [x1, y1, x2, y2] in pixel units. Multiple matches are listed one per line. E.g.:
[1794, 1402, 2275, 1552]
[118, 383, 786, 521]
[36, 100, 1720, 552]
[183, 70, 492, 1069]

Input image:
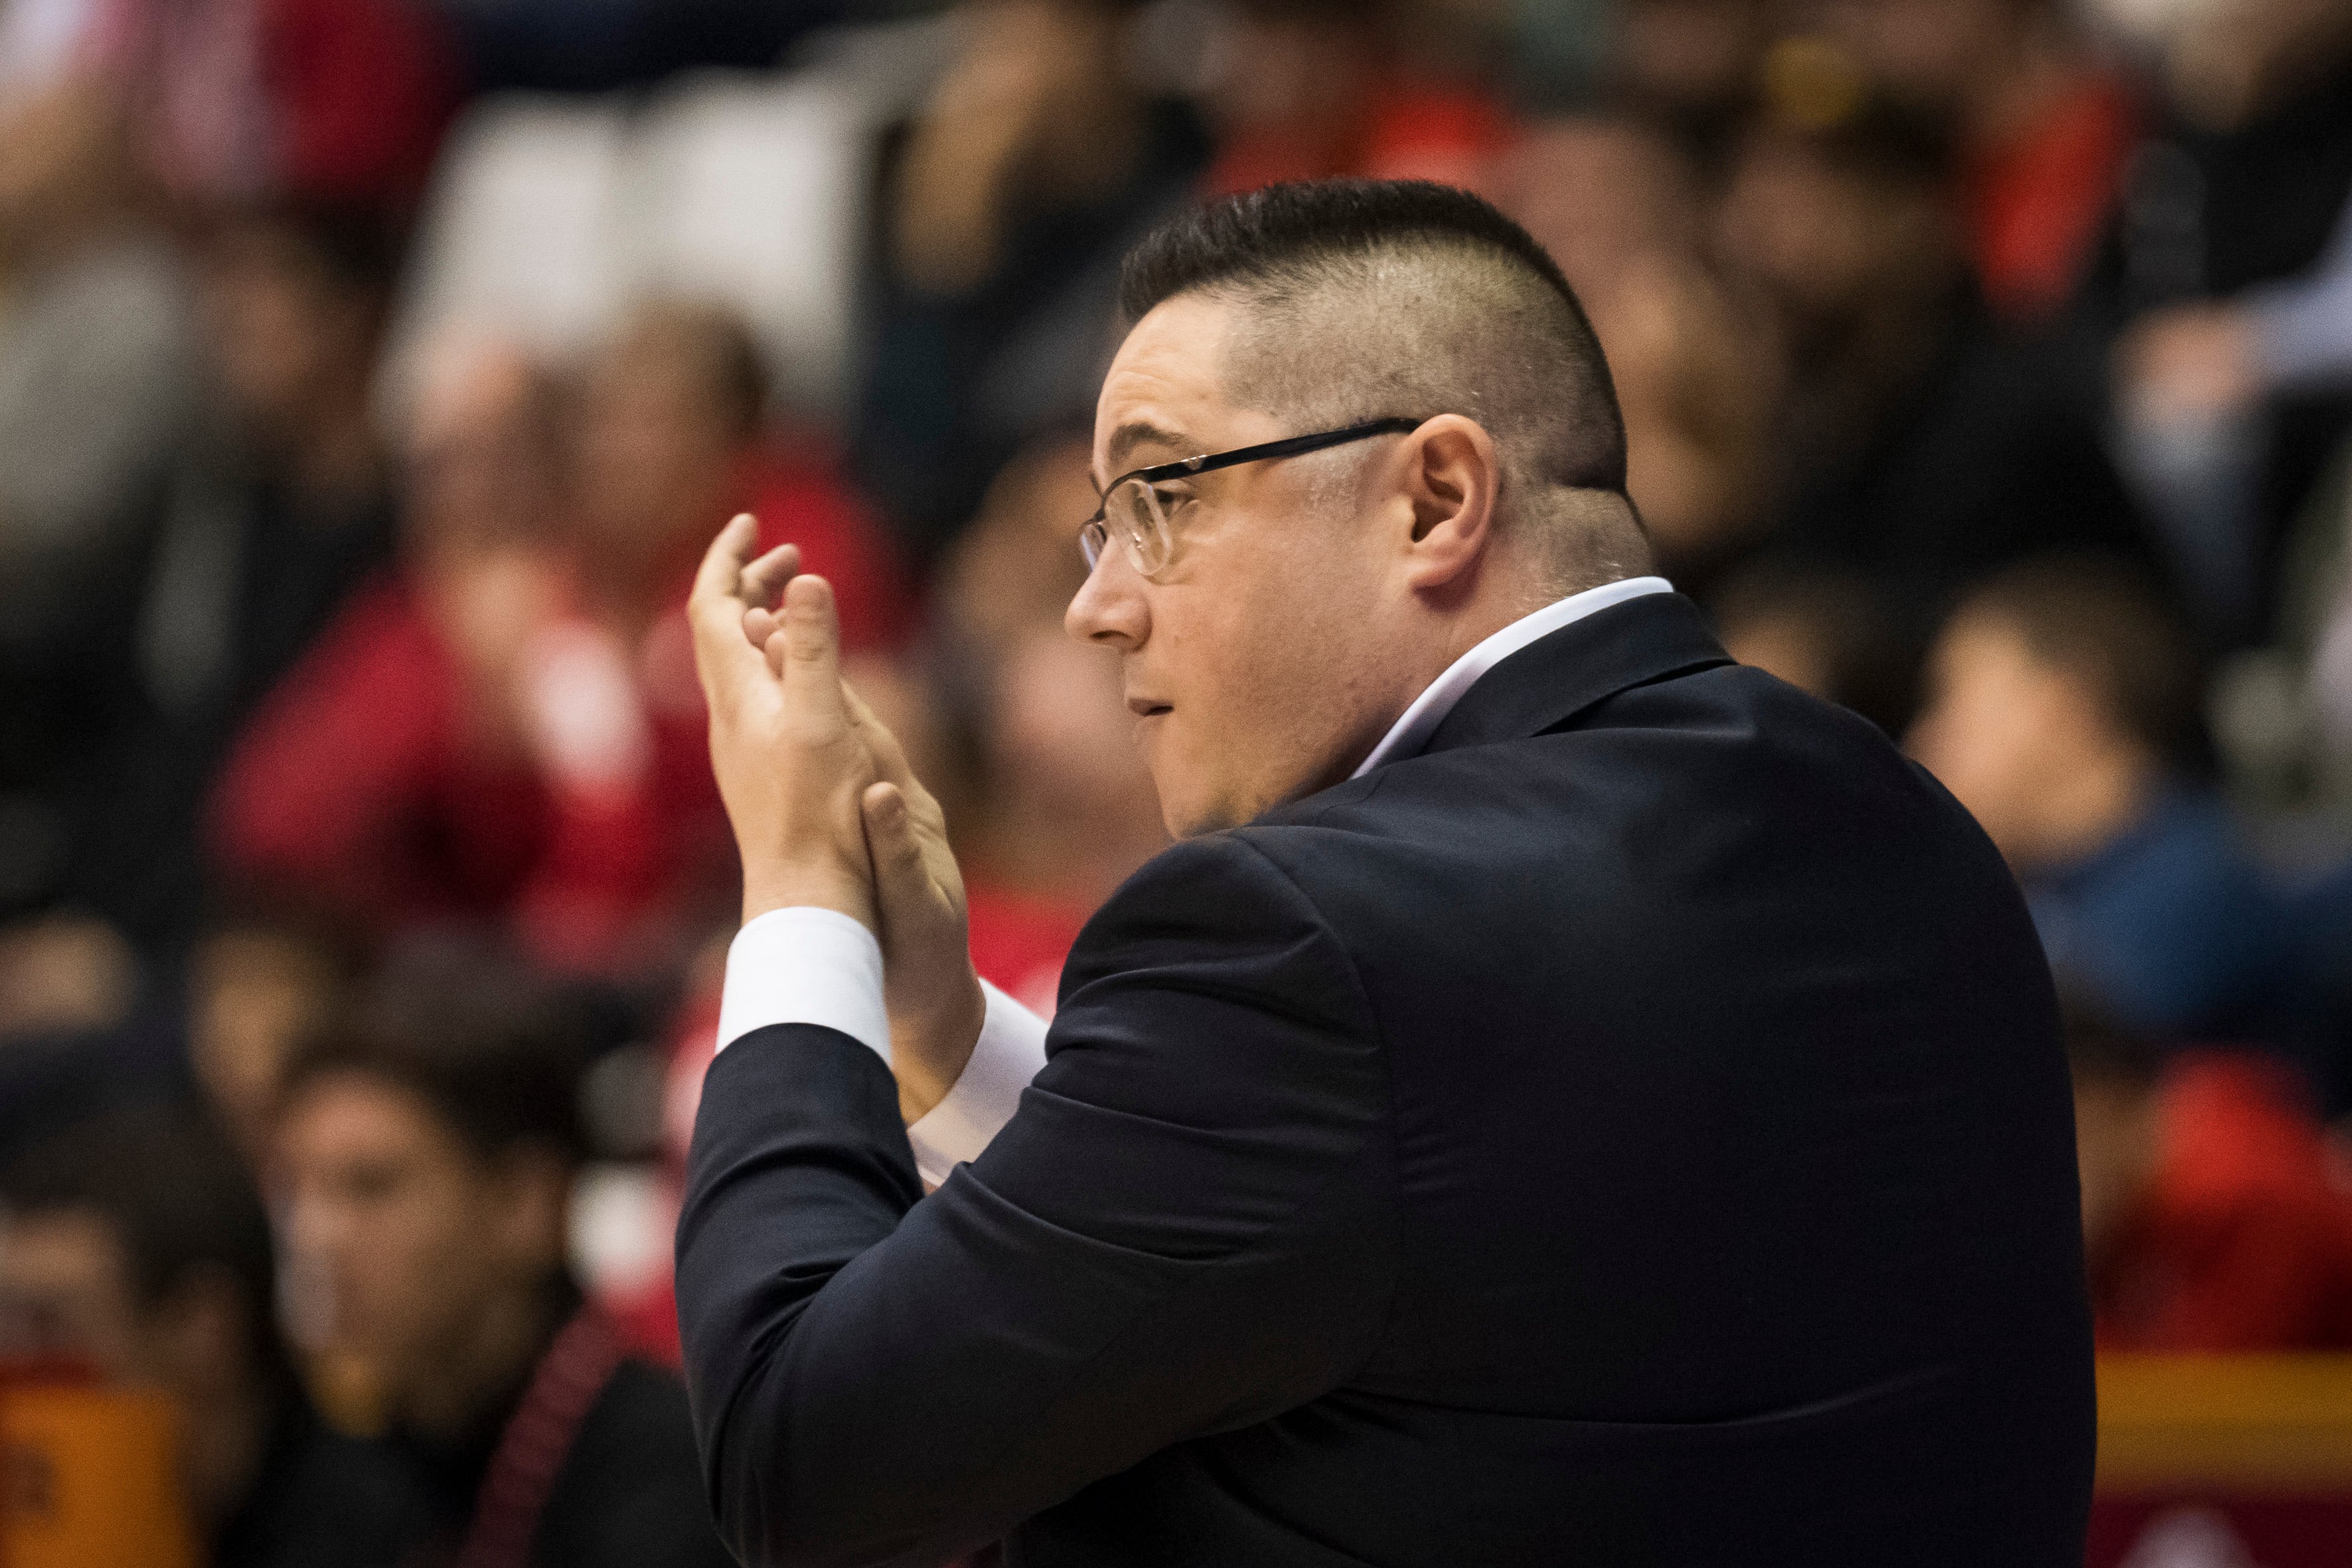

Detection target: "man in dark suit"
[676, 179, 2094, 1567]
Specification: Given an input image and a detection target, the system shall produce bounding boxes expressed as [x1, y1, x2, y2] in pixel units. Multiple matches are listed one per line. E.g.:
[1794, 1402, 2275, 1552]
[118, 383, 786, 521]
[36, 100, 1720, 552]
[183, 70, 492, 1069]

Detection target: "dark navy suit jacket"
[677, 592, 2096, 1567]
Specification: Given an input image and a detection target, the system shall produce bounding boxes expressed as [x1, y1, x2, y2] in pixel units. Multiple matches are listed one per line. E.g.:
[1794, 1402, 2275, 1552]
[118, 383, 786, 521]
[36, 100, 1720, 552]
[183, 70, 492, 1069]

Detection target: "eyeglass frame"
[1077, 416, 1425, 575]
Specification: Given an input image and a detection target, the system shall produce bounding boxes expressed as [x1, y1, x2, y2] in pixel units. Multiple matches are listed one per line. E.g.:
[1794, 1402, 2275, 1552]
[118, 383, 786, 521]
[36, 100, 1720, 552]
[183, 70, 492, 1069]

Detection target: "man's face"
[275, 1076, 538, 1407]
[199, 226, 372, 441]
[573, 342, 740, 562]
[1065, 294, 1413, 836]
[1715, 135, 1945, 347]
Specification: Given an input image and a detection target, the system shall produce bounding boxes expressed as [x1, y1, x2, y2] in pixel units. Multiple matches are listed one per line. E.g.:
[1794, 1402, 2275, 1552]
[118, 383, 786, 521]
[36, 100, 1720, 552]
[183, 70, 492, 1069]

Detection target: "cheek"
[355, 1194, 480, 1329]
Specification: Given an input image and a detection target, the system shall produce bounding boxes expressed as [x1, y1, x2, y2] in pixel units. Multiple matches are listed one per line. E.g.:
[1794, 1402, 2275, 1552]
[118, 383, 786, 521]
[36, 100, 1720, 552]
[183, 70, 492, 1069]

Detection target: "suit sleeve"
[674, 832, 1396, 1568]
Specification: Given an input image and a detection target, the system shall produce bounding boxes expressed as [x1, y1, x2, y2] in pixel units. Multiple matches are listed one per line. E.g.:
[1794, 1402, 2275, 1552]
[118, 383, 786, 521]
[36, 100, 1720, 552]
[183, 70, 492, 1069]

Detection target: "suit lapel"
[1408, 592, 1733, 763]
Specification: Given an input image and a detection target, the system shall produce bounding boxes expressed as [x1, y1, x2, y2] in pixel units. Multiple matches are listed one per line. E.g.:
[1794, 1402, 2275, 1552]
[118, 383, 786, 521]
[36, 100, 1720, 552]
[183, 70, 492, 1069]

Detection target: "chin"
[1158, 796, 1227, 841]
[1156, 773, 1275, 840]
[1150, 768, 1236, 840]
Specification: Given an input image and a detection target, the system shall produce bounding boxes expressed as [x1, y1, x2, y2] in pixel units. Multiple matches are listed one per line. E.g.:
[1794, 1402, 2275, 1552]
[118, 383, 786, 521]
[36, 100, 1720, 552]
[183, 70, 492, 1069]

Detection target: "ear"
[1393, 416, 1500, 595]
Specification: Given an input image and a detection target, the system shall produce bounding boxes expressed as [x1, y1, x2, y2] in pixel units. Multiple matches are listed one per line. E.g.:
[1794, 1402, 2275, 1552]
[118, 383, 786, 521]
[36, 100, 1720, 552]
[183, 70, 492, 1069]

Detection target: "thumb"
[861, 782, 935, 930]
[772, 574, 846, 726]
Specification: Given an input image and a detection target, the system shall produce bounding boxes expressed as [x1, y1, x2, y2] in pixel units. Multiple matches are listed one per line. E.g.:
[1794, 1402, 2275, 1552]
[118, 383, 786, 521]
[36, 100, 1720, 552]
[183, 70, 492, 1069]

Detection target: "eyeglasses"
[1078, 417, 1423, 578]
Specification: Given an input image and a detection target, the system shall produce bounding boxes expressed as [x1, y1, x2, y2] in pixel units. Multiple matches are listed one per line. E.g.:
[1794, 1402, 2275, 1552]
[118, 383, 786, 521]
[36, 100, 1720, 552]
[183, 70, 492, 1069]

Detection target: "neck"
[400, 1278, 558, 1441]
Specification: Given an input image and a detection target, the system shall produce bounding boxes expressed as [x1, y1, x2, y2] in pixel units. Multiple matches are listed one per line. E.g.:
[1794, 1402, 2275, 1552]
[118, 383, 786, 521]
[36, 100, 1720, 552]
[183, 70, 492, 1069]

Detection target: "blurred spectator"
[275, 943, 732, 1567]
[2116, 190, 2352, 644]
[206, 335, 565, 949]
[2102, 0, 2352, 645]
[76, 200, 402, 951]
[1800, 0, 2139, 322]
[1909, 556, 2294, 1038]
[1193, 0, 1512, 198]
[1498, 115, 1774, 588]
[185, 913, 356, 1164]
[103, 0, 460, 211]
[0, 72, 196, 916]
[546, 299, 912, 953]
[1604, 0, 1771, 151]
[1709, 558, 1909, 733]
[1, 1105, 434, 1567]
[0, 909, 179, 1166]
[852, 0, 1210, 564]
[2120, 196, 2352, 428]
[2069, 1006, 2352, 1352]
[572, 298, 911, 655]
[1715, 88, 2150, 655]
[0, 911, 139, 1042]
[209, 302, 904, 971]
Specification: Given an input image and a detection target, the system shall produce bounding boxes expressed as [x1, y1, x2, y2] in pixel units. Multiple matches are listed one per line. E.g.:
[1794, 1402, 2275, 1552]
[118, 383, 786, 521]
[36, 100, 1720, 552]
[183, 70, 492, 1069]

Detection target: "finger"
[740, 542, 801, 615]
[744, 605, 781, 661]
[687, 514, 771, 687]
[861, 781, 937, 919]
[690, 512, 759, 612]
[773, 574, 846, 726]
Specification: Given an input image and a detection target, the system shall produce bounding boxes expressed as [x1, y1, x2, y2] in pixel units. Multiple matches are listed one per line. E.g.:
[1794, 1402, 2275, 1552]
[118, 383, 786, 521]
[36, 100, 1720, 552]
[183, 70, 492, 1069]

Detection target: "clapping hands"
[690, 514, 986, 1120]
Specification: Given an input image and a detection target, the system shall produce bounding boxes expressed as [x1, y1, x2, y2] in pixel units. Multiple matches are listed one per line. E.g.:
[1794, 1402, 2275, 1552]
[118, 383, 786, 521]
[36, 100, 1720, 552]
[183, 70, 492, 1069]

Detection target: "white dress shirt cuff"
[715, 907, 891, 1060]
[907, 980, 1047, 1186]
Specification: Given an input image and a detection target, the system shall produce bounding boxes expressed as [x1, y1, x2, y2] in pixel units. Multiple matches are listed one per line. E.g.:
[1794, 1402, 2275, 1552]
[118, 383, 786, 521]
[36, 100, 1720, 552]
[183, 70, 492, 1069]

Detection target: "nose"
[1065, 546, 1149, 650]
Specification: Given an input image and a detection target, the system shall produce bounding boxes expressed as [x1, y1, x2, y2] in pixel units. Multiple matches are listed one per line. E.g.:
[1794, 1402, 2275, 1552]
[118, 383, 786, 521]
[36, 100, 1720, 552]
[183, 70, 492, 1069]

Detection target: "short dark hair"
[1955, 555, 2205, 767]
[1117, 179, 1631, 501]
[3, 1105, 287, 1379]
[277, 940, 589, 1165]
[1119, 179, 1585, 341]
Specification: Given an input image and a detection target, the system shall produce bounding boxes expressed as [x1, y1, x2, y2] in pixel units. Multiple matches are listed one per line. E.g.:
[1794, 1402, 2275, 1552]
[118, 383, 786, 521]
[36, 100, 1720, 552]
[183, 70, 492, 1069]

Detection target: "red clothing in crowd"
[100, 0, 459, 208]
[1201, 78, 1514, 200]
[209, 574, 551, 929]
[211, 450, 912, 970]
[963, 880, 1092, 1018]
[2092, 1052, 2352, 1352]
[742, 449, 919, 655]
[1963, 72, 2139, 322]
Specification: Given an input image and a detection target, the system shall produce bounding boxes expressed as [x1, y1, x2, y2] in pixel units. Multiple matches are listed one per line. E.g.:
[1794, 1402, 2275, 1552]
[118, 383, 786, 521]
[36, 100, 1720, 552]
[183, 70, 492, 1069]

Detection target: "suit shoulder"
[1073, 830, 1326, 955]
[1058, 828, 1377, 1034]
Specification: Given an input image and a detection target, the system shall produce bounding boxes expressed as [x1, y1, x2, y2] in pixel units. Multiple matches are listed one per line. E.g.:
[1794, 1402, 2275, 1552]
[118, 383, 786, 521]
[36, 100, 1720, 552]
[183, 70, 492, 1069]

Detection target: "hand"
[689, 514, 877, 930]
[2119, 303, 2262, 421]
[848, 686, 986, 1125]
[740, 558, 986, 1124]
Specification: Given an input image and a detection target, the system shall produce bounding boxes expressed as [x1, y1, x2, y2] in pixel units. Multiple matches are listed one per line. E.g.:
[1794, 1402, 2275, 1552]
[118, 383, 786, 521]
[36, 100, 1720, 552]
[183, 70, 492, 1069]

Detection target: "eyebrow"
[1097, 420, 1199, 491]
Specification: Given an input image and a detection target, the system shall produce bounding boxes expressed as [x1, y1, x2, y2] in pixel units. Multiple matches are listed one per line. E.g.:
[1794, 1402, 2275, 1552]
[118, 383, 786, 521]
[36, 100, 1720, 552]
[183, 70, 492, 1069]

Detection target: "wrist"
[892, 967, 987, 1125]
[741, 862, 876, 933]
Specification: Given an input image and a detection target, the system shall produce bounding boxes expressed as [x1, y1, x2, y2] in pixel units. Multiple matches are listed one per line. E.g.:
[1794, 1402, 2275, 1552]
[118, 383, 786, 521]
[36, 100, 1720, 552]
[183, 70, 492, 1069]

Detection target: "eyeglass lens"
[1079, 478, 1174, 576]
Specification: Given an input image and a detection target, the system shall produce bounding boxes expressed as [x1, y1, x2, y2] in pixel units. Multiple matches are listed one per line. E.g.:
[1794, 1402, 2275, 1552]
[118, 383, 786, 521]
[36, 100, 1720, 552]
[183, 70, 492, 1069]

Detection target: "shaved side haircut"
[1118, 179, 1649, 591]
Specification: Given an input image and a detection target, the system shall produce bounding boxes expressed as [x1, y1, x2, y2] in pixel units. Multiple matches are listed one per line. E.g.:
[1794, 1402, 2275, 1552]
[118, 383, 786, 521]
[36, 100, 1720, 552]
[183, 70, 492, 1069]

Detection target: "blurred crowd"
[4, 0, 2352, 1560]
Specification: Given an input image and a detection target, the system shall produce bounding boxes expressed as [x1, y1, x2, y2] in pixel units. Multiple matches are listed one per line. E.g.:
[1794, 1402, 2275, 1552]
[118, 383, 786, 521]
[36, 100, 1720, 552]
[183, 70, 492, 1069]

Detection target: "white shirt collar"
[1350, 576, 1675, 778]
